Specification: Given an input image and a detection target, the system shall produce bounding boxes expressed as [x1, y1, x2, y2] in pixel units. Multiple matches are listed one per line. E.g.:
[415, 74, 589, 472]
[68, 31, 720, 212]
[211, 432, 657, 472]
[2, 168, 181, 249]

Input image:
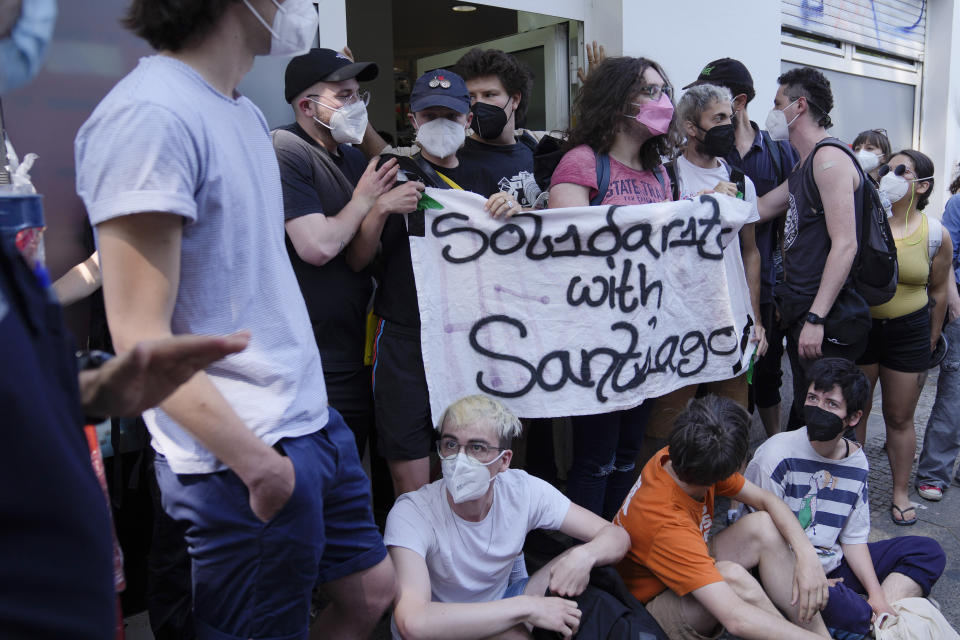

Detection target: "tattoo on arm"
[818, 161, 838, 171]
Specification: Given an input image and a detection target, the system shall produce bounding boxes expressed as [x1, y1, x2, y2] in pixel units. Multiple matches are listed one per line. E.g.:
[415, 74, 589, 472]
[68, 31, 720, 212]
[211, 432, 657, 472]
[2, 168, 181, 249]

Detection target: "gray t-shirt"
[76, 56, 328, 474]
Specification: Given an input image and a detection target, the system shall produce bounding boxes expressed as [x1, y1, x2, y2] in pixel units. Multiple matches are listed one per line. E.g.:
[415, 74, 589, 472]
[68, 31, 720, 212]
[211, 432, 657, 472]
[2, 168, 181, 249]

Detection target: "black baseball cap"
[284, 48, 379, 103]
[683, 58, 755, 100]
[409, 69, 470, 114]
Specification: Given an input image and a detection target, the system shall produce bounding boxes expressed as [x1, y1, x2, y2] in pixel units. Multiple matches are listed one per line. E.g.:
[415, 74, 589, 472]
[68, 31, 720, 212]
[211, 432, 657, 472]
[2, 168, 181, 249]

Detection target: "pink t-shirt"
[550, 144, 670, 205]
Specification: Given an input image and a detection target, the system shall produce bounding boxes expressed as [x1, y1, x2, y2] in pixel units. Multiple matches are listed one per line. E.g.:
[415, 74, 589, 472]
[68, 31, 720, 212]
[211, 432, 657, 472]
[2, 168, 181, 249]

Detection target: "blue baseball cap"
[410, 69, 470, 114]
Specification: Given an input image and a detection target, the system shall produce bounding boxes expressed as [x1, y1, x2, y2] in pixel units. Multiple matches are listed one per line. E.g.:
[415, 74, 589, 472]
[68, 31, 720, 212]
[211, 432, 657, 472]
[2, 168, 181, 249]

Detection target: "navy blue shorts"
[154, 408, 387, 640]
[821, 536, 945, 637]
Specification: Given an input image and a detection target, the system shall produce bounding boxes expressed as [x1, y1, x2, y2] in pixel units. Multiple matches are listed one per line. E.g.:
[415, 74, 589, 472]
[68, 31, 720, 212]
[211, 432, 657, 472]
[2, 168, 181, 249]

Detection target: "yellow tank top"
[870, 214, 930, 319]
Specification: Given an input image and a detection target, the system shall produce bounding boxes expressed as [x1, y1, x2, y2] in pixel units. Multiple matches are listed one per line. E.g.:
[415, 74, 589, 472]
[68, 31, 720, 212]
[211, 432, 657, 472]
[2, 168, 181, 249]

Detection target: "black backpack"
[532, 135, 610, 206]
[524, 530, 668, 640]
[801, 139, 898, 306]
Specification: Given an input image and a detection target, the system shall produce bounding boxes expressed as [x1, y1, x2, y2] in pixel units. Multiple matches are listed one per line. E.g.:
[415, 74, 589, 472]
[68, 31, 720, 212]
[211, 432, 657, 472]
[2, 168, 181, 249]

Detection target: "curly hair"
[852, 129, 891, 161]
[668, 395, 750, 487]
[567, 56, 678, 172]
[951, 162, 960, 195]
[891, 148, 935, 211]
[455, 48, 534, 126]
[124, 0, 240, 52]
[777, 67, 834, 129]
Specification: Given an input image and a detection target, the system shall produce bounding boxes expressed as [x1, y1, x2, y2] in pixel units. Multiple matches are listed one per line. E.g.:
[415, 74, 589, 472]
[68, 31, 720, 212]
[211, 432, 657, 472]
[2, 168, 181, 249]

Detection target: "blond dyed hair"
[437, 395, 523, 449]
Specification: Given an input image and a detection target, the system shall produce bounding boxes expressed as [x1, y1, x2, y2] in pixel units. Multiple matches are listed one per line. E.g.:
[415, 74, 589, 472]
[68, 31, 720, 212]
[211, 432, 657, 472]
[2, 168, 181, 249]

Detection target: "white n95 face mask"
[764, 99, 799, 141]
[243, 0, 318, 58]
[879, 172, 909, 204]
[415, 118, 466, 159]
[442, 450, 504, 504]
[310, 99, 368, 144]
[855, 149, 880, 173]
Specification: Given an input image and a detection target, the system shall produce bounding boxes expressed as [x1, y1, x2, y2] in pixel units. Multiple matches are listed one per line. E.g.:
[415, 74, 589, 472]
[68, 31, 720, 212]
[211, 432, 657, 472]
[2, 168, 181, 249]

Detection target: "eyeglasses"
[437, 436, 505, 464]
[869, 128, 888, 139]
[306, 90, 370, 109]
[635, 84, 671, 101]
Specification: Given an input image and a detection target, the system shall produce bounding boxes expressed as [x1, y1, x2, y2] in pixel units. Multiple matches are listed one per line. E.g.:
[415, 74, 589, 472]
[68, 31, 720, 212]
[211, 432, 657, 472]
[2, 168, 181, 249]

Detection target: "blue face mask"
[0, 0, 57, 94]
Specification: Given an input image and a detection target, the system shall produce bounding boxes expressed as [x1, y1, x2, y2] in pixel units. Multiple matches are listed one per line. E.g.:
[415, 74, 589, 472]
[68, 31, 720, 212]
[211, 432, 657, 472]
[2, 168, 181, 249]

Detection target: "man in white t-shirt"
[75, 2, 395, 638]
[745, 357, 945, 638]
[643, 83, 767, 490]
[385, 395, 630, 639]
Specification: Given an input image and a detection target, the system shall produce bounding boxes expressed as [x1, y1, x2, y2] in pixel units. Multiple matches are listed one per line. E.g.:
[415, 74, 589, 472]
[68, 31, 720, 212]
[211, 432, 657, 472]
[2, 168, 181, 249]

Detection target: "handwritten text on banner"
[408, 189, 757, 420]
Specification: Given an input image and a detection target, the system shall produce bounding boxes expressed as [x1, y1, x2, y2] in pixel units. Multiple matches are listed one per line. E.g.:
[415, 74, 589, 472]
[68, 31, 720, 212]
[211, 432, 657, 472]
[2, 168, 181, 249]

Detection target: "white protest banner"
[408, 188, 758, 420]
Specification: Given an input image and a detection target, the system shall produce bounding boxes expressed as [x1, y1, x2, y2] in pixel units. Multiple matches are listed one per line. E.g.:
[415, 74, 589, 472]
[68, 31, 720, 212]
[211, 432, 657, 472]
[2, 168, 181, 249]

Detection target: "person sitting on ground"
[615, 395, 832, 640]
[384, 394, 630, 640]
[744, 357, 945, 639]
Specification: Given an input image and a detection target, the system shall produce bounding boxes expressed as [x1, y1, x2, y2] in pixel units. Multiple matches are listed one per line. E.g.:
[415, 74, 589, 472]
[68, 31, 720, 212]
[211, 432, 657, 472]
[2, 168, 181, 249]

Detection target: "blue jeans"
[566, 400, 652, 520]
[916, 318, 960, 490]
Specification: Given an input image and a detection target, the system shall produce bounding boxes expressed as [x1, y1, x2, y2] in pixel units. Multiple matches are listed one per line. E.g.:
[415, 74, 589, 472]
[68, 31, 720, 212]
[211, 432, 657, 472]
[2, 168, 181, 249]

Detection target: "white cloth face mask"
[243, 0, 318, 58]
[764, 99, 799, 141]
[415, 117, 466, 159]
[310, 98, 369, 144]
[442, 450, 504, 504]
[855, 149, 880, 173]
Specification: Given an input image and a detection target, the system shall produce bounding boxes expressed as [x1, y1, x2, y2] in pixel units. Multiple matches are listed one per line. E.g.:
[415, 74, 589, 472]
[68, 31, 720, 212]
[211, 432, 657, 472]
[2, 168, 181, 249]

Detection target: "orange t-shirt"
[613, 447, 745, 603]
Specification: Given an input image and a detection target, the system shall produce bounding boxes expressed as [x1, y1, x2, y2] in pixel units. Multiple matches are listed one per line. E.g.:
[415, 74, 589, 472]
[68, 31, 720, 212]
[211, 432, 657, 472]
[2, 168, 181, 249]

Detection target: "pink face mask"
[630, 93, 674, 136]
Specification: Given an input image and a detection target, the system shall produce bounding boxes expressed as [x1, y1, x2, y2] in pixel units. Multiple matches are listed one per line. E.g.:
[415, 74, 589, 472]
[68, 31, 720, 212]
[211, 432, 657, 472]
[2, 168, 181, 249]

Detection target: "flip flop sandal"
[891, 504, 917, 526]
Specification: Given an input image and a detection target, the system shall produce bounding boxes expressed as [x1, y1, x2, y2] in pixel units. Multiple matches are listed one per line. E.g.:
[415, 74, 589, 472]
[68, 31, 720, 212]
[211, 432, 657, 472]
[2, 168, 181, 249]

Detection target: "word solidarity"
[408, 189, 757, 420]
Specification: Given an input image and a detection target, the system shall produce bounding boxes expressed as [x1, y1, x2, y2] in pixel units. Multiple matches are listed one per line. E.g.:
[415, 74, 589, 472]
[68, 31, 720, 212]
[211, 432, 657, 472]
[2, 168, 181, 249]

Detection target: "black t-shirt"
[273, 122, 372, 372]
[457, 136, 536, 206]
[374, 155, 488, 327]
[0, 242, 114, 638]
[781, 137, 865, 299]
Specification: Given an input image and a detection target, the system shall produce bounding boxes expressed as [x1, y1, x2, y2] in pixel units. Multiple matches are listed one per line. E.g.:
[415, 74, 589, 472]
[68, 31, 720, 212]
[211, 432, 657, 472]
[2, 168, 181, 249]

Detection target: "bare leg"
[879, 367, 925, 521]
[715, 560, 782, 618]
[854, 363, 879, 446]
[311, 557, 396, 640]
[712, 511, 829, 634]
[881, 572, 923, 603]
[759, 403, 782, 438]
[389, 456, 430, 497]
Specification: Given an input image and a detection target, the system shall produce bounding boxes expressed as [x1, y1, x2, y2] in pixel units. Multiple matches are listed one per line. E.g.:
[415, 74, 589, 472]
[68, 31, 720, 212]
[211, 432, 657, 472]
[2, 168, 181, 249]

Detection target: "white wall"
[920, 0, 960, 218]
[620, 1, 782, 121]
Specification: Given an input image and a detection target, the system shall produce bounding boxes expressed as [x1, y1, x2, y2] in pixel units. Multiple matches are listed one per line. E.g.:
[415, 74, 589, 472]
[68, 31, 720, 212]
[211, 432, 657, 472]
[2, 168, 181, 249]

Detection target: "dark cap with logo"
[284, 48, 379, 103]
[683, 58, 755, 101]
[409, 69, 470, 114]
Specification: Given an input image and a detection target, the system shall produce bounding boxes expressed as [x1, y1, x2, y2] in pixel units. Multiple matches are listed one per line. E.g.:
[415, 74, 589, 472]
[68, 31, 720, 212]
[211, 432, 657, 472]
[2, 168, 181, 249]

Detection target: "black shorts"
[372, 320, 434, 461]
[857, 306, 931, 372]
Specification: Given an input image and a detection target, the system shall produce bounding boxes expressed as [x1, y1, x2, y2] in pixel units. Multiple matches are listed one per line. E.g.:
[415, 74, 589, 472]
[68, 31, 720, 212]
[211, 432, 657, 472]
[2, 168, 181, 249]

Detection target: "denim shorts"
[857, 306, 931, 372]
[154, 408, 386, 640]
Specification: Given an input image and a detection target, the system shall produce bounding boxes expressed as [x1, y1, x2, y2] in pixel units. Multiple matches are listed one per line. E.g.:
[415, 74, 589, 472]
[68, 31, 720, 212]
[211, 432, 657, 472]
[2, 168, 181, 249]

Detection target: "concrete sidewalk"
[860, 365, 960, 630]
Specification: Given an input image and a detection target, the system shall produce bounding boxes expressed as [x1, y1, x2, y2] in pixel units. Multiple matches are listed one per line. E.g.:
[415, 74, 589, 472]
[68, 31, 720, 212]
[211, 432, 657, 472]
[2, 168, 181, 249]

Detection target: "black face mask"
[471, 100, 510, 140]
[804, 405, 846, 442]
[696, 123, 735, 158]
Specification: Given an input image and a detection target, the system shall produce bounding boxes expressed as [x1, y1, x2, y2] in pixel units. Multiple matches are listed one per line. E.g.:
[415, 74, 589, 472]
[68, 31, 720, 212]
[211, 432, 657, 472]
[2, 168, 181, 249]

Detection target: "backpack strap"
[409, 153, 458, 190]
[517, 130, 539, 153]
[760, 129, 785, 184]
[928, 215, 942, 268]
[729, 167, 747, 200]
[592, 151, 611, 206]
[660, 161, 679, 202]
